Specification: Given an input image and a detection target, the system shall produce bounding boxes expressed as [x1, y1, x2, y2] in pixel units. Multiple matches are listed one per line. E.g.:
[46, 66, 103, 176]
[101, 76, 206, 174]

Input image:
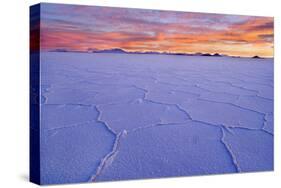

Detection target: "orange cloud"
[40, 5, 274, 57]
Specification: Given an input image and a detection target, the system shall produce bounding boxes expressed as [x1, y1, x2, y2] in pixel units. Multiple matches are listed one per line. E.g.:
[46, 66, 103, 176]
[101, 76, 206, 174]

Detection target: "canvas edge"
[29, 3, 41, 185]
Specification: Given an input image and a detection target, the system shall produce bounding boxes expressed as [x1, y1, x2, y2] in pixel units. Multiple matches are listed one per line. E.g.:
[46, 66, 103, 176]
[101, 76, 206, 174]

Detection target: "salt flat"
[39, 52, 273, 184]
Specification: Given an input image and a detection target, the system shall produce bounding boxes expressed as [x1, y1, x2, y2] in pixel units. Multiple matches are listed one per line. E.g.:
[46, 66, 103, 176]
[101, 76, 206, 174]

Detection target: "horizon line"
[44, 48, 273, 59]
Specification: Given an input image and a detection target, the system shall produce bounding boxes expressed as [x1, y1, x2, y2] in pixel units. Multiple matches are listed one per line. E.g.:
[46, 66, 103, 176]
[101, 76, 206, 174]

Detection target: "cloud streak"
[40, 3, 274, 57]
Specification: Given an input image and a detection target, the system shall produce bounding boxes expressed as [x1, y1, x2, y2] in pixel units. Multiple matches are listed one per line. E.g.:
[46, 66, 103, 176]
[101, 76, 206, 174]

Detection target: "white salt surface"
[39, 52, 273, 184]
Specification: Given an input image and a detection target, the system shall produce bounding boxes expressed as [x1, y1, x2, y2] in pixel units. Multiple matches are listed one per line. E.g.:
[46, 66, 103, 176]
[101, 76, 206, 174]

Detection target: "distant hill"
[49, 48, 231, 58]
[89, 48, 226, 57]
[213, 53, 222, 57]
[90, 48, 128, 54]
[200, 53, 223, 57]
[252, 55, 262, 59]
[201, 53, 212, 56]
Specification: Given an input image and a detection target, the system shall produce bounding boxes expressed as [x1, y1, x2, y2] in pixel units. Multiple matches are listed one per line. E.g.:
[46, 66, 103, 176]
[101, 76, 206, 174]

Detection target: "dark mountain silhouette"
[51, 49, 87, 53]
[213, 53, 222, 57]
[201, 53, 212, 56]
[49, 48, 269, 59]
[91, 48, 128, 53]
[90, 48, 220, 57]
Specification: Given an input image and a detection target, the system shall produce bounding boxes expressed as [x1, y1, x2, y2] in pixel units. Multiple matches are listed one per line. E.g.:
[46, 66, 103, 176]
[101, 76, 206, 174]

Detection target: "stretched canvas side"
[30, 3, 41, 185]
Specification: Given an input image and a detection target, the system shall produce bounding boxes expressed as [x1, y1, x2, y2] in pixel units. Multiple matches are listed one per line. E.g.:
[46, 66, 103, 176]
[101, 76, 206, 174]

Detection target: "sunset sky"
[40, 3, 274, 57]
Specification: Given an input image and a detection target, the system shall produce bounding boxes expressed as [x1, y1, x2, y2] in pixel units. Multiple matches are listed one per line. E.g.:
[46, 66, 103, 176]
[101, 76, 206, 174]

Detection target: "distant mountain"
[201, 53, 212, 56]
[50, 48, 228, 57]
[213, 53, 222, 57]
[90, 48, 207, 56]
[51, 49, 87, 53]
[199, 53, 222, 57]
[90, 48, 128, 54]
[252, 55, 261, 59]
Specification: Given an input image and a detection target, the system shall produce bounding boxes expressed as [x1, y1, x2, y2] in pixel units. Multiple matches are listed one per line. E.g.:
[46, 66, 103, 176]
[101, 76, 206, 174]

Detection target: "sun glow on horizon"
[37, 3, 274, 58]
